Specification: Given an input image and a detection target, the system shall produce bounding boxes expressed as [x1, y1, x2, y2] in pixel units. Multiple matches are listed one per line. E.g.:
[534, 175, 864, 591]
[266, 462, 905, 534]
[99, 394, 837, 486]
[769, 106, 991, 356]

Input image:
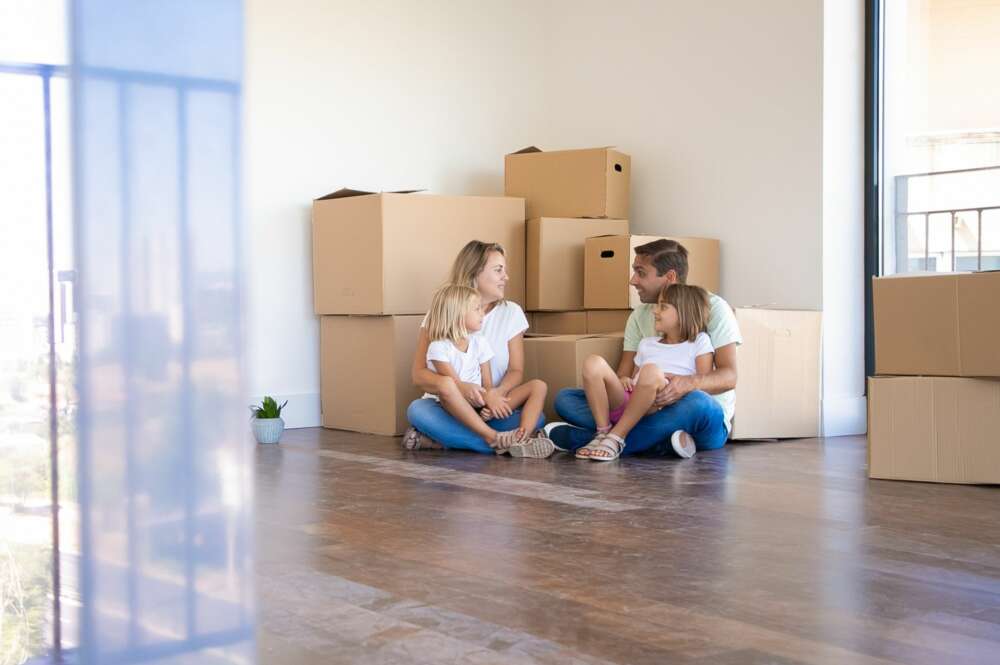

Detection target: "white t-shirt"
[423, 335, 494, 400]
[422, 300, 528, 388]
[634, 332, 714, 377]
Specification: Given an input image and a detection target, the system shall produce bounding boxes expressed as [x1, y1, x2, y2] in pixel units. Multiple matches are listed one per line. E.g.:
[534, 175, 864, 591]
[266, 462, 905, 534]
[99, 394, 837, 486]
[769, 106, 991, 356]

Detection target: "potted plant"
[250, 396, 287, 444]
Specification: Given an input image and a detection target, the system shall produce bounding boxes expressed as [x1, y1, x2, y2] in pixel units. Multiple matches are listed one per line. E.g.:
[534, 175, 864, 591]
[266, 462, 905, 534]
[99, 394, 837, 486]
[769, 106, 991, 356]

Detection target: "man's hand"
[460, 383, 487, 408]
[654, 373, 698, 407]
[483, 388, 513, 419]
[619, 376, 635, 393]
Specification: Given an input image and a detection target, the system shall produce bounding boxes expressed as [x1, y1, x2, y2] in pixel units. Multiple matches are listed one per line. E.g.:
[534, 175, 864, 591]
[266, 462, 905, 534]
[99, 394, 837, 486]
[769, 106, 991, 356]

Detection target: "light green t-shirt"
[623, 293, 742, 433]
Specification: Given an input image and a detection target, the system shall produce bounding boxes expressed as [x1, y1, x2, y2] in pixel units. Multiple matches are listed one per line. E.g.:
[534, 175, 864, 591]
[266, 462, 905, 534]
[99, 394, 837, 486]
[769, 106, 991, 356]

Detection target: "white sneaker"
[670, 430, 697, 459]
[542, 422, 570, 451]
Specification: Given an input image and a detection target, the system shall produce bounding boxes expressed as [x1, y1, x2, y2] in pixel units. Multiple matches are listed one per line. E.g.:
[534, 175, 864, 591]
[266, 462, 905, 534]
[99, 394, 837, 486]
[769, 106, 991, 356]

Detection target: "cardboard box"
[873, 271, 1000, 377]
[586, 310, 631, 334]
[531, 311, 588, 335]
[528, 310, 632, 335]
[320, 315, 423, 436]
[584, 235, 720, 309]
[731, 308, 821, 440]
[522, 333, 624, 420]
[313, 190, 526, 315]
[526, 217, 629, 311]
[867, 376, 1000, 484]
[505, 146, 630, 219]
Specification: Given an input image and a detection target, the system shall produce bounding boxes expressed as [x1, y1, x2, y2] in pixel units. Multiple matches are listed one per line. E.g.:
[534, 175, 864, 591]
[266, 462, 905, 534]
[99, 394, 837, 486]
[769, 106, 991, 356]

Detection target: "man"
[545, 239, 741, 457]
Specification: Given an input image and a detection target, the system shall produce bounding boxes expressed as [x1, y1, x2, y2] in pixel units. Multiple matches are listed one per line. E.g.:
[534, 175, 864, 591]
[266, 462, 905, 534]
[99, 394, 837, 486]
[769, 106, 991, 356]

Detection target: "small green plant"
[250, 396, 287, 419]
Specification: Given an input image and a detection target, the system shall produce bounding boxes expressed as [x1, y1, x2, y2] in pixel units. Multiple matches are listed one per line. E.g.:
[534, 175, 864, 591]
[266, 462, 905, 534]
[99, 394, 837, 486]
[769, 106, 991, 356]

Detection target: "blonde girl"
[576, 283, 715, 461]
[421, 284, 553, 457]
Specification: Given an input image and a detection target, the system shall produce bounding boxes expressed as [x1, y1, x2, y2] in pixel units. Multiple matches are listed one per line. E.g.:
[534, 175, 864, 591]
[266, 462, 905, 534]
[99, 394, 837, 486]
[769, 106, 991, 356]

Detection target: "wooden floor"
[255, 429, 1000, 665]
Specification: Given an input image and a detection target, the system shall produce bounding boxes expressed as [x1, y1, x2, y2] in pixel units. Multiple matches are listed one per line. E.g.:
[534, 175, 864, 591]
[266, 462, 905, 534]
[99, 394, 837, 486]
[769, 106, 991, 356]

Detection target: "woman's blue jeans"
[406, 398, 546, 454]
[550, 388, 728, 456]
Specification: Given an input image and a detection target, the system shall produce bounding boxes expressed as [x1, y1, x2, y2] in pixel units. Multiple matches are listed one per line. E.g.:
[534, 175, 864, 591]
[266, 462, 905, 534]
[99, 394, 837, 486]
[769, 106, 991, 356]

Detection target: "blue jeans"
[406, 398, 546, 455]
[551, 388, 728, 456]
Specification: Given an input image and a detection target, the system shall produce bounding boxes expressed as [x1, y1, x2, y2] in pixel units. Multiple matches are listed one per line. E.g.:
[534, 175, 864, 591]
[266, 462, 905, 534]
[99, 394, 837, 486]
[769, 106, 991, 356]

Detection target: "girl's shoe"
[576, 432, 625, 461]
[670, 430, 697, 458]
[507, 434, 555, 459]
[401, 427, 443, 451]
[493, 429, 525, 453]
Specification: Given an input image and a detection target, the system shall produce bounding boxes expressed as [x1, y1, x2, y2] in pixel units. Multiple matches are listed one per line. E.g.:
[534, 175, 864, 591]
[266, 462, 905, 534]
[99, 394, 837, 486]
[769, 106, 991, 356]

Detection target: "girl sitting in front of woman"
[423, 284, 553, 458]
[576, 283, 715, 461]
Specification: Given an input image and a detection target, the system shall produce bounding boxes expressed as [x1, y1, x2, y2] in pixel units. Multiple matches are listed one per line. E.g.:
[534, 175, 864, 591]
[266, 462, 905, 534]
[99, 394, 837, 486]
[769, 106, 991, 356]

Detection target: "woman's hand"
[459, 382, 487, 408]
[483, 388, 513, 420]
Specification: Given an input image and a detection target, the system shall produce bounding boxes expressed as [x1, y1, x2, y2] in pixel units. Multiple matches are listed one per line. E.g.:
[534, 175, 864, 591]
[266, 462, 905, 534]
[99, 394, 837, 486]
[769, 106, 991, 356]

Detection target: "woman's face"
[476, 251, 508, 303]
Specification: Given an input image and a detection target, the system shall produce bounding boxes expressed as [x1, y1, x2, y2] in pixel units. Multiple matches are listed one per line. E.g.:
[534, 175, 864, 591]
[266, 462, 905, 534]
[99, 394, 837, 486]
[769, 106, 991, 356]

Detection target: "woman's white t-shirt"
[421, 300, 528, 388]
[633, 332, 714, 377]
[423, 335, 494, 400]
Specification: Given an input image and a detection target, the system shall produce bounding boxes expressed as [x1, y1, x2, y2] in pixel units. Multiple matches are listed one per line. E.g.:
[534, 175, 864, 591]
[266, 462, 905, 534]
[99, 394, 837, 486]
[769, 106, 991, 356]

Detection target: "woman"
[403, 241, 545, 453]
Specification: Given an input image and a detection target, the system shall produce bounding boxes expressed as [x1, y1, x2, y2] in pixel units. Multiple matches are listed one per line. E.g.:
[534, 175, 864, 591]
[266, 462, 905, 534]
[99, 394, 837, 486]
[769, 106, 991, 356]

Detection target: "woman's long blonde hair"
[426, 284, 481, 344]
[658, 283, 710, 342]
[449, 240, 506, 304]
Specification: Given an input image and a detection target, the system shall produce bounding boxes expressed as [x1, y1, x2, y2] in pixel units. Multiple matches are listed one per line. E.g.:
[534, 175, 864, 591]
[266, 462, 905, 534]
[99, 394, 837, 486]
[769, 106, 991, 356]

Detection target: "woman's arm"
[493, 333, 525, 396]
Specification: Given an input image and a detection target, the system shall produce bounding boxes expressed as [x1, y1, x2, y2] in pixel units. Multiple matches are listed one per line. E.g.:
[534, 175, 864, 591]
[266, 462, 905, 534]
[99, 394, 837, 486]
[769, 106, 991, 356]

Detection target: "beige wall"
[538, 0, 825, 310]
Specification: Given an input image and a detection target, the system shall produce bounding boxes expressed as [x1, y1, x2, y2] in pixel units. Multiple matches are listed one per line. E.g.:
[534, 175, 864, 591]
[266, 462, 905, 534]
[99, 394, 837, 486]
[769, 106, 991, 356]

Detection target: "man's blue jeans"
[406, 398, 546, 455]
[551, 388, 728, 455]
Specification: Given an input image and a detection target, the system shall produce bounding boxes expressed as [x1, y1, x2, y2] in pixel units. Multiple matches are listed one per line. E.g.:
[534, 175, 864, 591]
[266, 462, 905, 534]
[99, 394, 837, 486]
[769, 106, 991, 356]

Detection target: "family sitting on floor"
[402, 238, 742, 461]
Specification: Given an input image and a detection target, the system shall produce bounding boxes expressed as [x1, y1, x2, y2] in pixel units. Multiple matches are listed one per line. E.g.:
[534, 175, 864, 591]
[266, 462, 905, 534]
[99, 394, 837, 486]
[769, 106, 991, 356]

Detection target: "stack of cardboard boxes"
[313, 189, 526, 435]
[868, 271, 1000, 484]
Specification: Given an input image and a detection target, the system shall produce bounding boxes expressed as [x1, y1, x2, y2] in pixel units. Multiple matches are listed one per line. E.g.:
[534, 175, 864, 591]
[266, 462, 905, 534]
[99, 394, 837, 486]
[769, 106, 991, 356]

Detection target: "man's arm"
[656, 342, 738, 406]
[616, 350, 636, 379]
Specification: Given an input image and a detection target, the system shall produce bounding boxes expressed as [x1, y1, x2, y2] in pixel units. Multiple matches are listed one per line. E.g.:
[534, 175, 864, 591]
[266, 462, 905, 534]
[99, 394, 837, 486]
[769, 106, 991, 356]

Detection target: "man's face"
[629, 254, 676, 304]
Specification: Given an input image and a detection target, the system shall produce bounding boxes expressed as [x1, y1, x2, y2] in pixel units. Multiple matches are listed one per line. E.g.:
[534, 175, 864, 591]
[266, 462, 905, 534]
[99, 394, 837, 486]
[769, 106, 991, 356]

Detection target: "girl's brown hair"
[426, 284, 481, 344]
[658, 283, 710, 342]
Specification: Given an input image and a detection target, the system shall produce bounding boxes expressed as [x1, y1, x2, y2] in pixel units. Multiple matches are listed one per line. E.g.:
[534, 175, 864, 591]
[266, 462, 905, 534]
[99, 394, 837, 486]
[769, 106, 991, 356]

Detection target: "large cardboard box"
[529, 310, 632, 335]
[867, 376, 1000, 484]
[584, 235, 720, 309]
[731, 308, 821, 440]
[505, 147, 631, 219]
[873, 271, 1000, 377]
[320, 315, 422, 436]
[523, 334, 624, 420]
[313, 190, 526, 315]
[526, 217, 629, 311]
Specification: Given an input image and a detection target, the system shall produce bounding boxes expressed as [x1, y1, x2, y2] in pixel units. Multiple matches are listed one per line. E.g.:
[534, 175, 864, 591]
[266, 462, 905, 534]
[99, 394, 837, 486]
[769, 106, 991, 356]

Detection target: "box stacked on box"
[313, 189, 526, 435]
[868, 271, 1000, 484]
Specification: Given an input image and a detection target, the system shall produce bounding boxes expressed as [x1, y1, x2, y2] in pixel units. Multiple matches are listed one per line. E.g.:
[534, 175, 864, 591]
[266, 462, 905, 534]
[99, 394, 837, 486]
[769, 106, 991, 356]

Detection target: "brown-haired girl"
[576, 283, 715, 461]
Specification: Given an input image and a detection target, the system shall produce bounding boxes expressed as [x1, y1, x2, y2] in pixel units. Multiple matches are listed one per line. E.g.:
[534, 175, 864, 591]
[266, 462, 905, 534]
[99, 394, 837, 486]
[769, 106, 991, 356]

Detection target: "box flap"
[315, 188, 423, 201]
[509, 146, 542, 155]
[507, 145, 616, 156]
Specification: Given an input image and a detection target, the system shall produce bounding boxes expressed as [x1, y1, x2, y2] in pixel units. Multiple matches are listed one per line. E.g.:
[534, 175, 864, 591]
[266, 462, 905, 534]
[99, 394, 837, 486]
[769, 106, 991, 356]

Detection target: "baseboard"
[248, 392, 321, 429]
[821, 395, 867, 437]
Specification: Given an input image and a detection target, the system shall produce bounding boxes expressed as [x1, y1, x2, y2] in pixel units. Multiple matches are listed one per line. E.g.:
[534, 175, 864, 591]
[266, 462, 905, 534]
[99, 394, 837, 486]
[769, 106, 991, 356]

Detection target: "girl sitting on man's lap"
[577, 283, 715, 461]
[424, 284, 553, 458]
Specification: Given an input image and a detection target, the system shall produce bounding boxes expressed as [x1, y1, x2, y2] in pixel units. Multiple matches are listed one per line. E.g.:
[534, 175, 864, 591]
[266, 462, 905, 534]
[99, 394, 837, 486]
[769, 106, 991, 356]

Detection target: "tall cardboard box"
[867, 376, 1000, 484]
[313, 190, 526, 315]
[873, 271, 1000, 377]
[584, 235, 720, 309]
[505, 147, 631, 219]
[731, 308, 821, 440]
[522, 334, 624, 420]
[526, 217, 629, 311]
[320, 315, 423, 436]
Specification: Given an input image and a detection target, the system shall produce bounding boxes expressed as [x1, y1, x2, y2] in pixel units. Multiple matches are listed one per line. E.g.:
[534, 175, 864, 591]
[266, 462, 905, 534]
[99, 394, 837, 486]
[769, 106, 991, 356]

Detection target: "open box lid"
[315, 187, 424, 201]
[506, 145, 616, 156]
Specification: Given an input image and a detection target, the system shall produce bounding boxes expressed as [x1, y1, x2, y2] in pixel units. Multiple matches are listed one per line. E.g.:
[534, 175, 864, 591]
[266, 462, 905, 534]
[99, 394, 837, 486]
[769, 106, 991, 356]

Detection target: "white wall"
[244, 0, 549, 426]
[246, 0, 865, 434]
[823, 0, 867, 436]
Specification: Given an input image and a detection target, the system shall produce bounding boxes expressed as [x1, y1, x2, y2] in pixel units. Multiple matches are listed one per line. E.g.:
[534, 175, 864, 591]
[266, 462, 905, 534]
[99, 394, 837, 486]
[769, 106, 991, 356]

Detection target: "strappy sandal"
[492, 429, 525, 454]
[401, 426, 442, 451]
[576, 432, 609, 459]
[507, 434, 555, 459]
[583, 433, 626, 462]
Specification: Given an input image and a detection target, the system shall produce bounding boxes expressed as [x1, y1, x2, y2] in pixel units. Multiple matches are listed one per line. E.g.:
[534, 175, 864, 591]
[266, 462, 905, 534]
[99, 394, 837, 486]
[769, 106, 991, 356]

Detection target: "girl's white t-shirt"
[633, 332, 714, 377]
[421, 300, 528, 388]
[423, 335, 494, 400]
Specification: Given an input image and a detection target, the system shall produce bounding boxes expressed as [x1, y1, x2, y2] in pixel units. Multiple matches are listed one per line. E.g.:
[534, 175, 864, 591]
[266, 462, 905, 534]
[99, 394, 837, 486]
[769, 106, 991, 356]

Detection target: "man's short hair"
[634, 239, 689, 283]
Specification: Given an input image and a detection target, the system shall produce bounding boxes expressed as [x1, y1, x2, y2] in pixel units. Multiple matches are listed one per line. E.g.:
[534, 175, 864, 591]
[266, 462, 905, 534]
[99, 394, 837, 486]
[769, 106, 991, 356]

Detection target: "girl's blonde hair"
[658, 283, 710, 342]
[426, 284, 481, 344]
[449, 240, 506, 303]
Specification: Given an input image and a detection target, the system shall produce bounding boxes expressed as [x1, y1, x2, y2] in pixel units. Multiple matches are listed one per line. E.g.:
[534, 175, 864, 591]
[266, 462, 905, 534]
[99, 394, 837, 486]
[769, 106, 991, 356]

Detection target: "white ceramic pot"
[252, 417, 284, 444]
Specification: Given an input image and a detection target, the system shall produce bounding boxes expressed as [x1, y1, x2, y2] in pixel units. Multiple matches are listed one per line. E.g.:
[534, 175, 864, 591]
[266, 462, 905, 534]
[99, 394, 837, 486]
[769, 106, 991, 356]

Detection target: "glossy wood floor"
[255, 429, 1000, 665]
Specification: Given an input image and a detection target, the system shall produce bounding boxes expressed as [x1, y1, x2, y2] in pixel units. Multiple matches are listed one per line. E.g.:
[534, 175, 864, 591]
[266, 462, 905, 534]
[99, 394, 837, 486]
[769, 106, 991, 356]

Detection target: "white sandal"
[582, 433, 626, 462]
[507, 434, 555, 459]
